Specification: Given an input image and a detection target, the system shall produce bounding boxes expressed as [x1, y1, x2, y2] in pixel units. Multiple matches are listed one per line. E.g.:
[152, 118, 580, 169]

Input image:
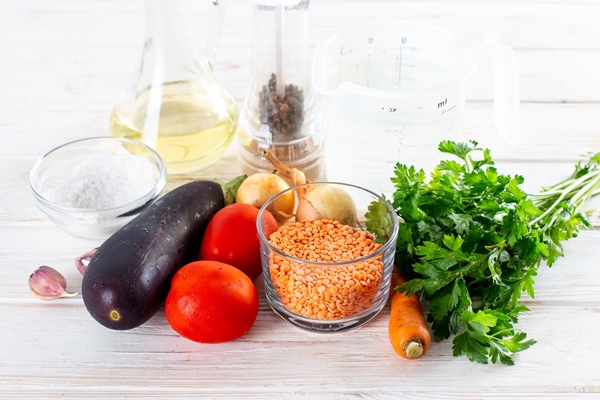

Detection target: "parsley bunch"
[381, 140, 600, 365]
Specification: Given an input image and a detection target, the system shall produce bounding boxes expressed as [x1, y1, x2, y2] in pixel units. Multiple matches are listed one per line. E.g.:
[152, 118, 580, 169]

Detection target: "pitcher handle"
[204, 0, 228, 67]
[491, 42, 520, 145]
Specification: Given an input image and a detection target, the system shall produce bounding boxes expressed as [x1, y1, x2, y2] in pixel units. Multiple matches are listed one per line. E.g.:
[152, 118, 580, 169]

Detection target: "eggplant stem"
[220, 175, 247, 206]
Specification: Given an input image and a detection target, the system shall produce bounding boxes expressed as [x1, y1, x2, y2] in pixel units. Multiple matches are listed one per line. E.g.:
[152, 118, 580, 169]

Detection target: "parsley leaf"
[452, 309, 537, 365]
[365, 199, 395, 244]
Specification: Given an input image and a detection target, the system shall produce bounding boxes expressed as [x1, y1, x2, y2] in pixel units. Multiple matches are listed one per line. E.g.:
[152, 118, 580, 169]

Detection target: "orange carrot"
[389, 267, 431, 359]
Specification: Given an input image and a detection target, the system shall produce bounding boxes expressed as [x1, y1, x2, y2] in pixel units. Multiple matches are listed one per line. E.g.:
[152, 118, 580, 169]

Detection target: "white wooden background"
[2, 0, 600, 398]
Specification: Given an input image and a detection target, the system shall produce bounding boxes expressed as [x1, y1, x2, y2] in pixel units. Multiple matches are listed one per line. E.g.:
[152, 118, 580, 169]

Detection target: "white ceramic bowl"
[29, 137, 167, 240]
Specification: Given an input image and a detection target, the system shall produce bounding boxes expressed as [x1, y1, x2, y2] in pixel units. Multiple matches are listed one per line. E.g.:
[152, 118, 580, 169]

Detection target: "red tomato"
[199, 203, 278, 281]
[165, 261, 259, 343]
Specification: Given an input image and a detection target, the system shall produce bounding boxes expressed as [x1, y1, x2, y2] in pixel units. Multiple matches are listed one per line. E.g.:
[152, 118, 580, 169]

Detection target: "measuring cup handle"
[491, 43, 520, 145]
[204, 0, 228, 67]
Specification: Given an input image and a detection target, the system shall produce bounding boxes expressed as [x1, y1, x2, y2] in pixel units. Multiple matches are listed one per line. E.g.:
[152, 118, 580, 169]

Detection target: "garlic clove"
[75, 247, 98, 275]
[29, 266, 78, 300]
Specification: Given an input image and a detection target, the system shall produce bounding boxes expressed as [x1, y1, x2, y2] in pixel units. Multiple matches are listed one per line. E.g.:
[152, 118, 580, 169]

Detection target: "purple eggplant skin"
[82, 181, 225, 330]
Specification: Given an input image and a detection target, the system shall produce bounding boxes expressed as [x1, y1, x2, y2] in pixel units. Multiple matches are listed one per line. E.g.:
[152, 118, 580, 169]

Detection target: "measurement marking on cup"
[397, 38, 408, 85]
[399, 47, 403, 83]
[441, 104, 457, 115]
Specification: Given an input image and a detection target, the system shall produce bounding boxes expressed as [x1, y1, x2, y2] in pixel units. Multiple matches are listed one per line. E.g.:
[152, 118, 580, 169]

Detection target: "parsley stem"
[529, 170, 600, 227]
[571, 176, 600, 211]
[536, 172, 600, 198]
[542, 174, 592, 192]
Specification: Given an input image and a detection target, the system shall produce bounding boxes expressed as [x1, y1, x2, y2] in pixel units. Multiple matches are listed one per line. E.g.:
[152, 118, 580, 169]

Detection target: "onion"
[236, 172, 294, 217]
[262, 151, 358, 226]
[295, 185, 358, 227]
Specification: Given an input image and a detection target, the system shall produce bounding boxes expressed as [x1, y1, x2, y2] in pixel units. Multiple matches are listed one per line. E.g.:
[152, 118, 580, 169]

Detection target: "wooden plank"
[1, 301, 599, 396]
[1, 101, 598, 165]
[2, 43, 599, 105]
[3, 1, 600, 50]
[1, 1, 600, 110]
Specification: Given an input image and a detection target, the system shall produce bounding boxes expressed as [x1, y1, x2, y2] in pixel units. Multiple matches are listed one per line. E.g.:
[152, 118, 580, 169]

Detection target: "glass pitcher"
[313, 20, 520, 195]
[110, 0, 238, 174]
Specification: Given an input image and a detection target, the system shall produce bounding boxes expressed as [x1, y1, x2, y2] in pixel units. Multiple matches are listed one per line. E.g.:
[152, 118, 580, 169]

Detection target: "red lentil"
[268, 219, 384, 320]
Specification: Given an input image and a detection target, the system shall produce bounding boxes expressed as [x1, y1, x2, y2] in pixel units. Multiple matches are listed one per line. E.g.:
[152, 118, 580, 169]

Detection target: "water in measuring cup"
[323, 55, 463, 197]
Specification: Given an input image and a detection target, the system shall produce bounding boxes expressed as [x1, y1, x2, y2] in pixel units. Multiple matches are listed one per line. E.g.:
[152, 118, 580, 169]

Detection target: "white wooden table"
[2, 0, 600, 398]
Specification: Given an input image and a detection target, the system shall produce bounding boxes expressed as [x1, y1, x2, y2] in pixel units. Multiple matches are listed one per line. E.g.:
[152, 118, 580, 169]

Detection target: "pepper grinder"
[237, 0, 323, 181]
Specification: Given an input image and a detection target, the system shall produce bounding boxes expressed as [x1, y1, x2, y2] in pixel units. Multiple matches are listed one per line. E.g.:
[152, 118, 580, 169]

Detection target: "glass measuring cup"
[313, 20, 519, 195]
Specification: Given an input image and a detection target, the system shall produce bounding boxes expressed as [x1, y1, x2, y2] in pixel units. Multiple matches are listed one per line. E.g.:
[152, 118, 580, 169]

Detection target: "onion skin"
[296, 186, 358, 227]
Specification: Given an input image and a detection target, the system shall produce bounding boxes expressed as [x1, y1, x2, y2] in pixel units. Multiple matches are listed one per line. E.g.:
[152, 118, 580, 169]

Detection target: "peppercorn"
[259, 73, 305, 141]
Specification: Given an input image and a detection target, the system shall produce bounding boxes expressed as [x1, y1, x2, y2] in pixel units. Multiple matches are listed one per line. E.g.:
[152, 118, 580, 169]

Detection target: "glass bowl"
[257, 182, 399, 333]
[29, 137, 167, 240]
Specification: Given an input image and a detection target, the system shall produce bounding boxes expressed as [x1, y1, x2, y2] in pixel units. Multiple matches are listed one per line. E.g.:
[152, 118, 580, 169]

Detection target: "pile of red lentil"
[267, 219, 384, 320]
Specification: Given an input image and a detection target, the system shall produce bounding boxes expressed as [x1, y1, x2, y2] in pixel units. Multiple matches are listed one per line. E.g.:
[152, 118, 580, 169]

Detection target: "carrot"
[389, 267, 431, 359]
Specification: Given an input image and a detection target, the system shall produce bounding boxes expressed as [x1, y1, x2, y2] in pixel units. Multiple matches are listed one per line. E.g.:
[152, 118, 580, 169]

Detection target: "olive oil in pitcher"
[110, 81, 238, 174]
[110, 0, 238, 174]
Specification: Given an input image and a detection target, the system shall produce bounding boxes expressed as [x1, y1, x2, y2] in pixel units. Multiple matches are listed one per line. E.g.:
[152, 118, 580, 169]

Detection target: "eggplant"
[82, 180, 225, 330]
